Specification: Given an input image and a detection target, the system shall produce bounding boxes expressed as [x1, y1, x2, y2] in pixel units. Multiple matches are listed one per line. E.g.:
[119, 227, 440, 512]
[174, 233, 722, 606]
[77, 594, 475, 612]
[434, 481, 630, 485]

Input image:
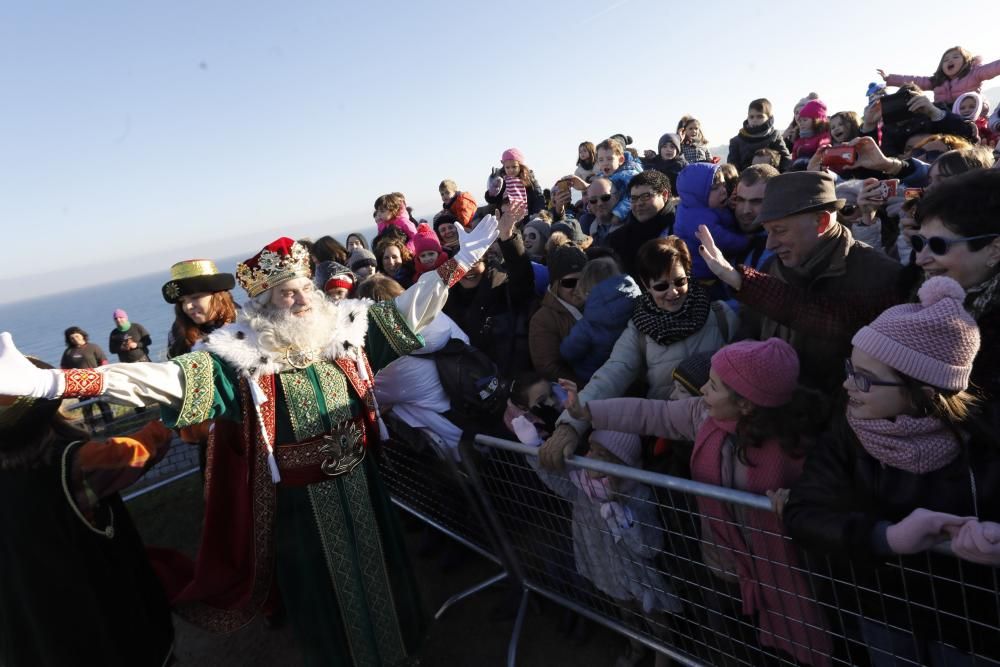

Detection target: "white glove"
[454, 215, 500, 270]
[0, 332, 62, 399]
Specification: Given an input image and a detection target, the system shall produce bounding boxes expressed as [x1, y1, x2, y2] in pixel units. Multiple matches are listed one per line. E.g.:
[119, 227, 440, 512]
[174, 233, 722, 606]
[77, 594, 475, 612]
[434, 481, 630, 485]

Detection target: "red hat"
[413, 223, 443, 257]
[236, 237, 312, 297]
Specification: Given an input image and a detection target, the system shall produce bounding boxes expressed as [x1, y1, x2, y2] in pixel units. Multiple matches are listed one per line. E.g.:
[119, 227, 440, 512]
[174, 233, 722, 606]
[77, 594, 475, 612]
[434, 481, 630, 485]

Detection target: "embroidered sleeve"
[365, 301, 425, 372]
[63, 369, 105, 398]
[159, 352, 241, 429]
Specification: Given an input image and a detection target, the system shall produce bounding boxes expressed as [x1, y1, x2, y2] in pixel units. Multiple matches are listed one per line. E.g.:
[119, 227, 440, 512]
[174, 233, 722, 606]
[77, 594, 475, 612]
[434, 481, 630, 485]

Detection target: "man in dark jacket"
[607, 170, 676, 280]
[698, 171, 903, 392]
[108, 309, 152, 363]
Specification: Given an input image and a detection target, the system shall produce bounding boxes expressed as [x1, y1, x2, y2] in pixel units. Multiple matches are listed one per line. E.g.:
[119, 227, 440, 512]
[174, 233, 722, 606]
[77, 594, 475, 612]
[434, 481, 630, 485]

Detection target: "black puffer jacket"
[443, 233, 535, 376]
[785, 415, 1000, 658]
[727, 119, 792, 171]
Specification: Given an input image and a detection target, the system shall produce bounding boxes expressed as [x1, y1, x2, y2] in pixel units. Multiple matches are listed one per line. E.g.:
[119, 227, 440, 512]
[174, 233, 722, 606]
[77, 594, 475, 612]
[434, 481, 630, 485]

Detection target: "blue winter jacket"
[608, 153, 644, 221]
[671, 162, 748, 280]
[559, 275, 642, 383]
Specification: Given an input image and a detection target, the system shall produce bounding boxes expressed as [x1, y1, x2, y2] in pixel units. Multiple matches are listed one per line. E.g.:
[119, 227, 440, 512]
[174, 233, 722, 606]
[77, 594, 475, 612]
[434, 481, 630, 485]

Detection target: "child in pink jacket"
[880, 46, 1000, 106]
[373, 192, 417, 252]
[565, 338, 833, 667]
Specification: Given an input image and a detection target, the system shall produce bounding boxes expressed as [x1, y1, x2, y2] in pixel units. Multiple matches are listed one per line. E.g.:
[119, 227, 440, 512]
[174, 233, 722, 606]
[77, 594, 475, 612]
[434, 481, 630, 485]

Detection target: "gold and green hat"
[161, 259, 236, 304]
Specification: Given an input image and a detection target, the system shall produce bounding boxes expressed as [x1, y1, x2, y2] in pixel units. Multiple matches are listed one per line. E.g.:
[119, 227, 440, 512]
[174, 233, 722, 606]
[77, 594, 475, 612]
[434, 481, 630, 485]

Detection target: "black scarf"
[631, 283, 711, 347]
[739, 116, 775, 139]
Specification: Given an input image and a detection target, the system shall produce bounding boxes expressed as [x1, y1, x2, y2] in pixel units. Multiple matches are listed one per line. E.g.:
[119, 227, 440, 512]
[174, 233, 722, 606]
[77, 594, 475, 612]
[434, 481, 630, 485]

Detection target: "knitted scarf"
[965, 270, 1000, 321]
[848, 414, 961, 474]
[631, 283, 711, 347]
[689, 418, 833, 667]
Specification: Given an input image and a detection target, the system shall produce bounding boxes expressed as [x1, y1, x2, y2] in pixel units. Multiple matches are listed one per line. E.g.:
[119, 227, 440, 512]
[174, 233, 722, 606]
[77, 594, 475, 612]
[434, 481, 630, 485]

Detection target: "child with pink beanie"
[791, 99, 832, 163]
[785, 276, 1000, 664]
[411, 223, 448, 277]
[492, 148, 544, 214]
[567, 338, 833, 666]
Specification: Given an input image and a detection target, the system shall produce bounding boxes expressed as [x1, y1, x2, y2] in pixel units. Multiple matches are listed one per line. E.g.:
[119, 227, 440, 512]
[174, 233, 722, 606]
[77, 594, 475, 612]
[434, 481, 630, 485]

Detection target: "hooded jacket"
[673, 163, 748, 280]
[727, 117, 792, 171]
[607, 152, 644, 221]
[560, 275, 642, 383]
[641, 134, 688, 194]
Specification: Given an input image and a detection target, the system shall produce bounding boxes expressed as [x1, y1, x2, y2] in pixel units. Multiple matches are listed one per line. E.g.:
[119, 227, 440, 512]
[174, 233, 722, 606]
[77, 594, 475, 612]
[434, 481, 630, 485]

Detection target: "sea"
[0, 252, 247, 366]
[0, 225, 392, 367]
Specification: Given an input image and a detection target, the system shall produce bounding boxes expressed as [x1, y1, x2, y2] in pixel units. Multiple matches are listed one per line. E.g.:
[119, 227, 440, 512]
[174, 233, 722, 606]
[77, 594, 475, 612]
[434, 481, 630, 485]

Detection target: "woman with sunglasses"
[529, 243, 589, 384]
[785, 276, 1000, 665]
[539, 236, 736, 469]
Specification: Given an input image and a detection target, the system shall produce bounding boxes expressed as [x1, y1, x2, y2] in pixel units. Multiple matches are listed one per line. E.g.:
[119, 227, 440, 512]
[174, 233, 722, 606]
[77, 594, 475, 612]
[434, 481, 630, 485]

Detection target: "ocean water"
[0, 253, 246, 366]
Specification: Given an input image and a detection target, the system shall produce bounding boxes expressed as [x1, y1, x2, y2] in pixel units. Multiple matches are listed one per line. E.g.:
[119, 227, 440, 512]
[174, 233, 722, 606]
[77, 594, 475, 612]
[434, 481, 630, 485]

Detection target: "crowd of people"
[2, 44, 1000, 666]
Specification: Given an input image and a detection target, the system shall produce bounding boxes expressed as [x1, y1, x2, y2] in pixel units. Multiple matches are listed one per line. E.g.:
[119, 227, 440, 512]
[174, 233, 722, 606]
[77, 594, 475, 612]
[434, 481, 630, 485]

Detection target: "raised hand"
[454, 215, 500, 268]
[876, 68, 888, 81]
[557, 378, 589, 421]
[498, 201, 527, 241]
[695, 225, 742, 290]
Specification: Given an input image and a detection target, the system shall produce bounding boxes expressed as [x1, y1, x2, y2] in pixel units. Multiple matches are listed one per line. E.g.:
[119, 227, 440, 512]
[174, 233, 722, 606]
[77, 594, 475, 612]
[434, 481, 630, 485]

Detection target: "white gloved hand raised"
[453, 214, 500, 270]
[0, 332, 62, 399]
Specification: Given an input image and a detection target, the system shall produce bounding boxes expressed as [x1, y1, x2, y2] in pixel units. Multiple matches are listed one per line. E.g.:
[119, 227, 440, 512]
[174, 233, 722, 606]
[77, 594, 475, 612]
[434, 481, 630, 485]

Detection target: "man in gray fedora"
[697, 170, 902, 391]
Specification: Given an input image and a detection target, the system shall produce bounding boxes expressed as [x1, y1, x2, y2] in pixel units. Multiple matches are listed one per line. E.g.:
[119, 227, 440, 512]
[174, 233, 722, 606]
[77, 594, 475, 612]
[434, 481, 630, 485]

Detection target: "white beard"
[198, 289, 372, 378]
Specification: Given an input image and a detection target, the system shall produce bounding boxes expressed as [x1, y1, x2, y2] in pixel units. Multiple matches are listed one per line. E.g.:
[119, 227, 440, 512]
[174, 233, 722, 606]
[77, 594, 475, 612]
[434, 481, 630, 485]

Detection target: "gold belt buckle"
[319, 422, 366, 477]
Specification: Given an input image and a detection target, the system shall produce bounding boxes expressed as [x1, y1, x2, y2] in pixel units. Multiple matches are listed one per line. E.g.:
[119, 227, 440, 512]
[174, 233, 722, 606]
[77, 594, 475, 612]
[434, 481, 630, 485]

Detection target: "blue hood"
[677, 162, 719, 208]
[585, 274, 642, 317]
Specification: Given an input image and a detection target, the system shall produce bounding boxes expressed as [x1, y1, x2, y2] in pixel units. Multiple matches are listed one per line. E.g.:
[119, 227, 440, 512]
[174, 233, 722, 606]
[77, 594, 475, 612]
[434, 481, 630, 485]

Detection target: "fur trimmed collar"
[194, 299, 372, 379]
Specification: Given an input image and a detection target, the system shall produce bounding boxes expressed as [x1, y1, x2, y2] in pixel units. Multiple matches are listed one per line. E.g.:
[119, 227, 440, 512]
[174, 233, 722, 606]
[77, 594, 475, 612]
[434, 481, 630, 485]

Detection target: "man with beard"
[0, 217, 499, 666]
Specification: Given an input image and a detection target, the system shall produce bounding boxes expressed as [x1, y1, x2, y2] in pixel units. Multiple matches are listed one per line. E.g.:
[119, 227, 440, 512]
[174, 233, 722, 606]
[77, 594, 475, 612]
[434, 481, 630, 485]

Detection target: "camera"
[821, 145, 857, 169]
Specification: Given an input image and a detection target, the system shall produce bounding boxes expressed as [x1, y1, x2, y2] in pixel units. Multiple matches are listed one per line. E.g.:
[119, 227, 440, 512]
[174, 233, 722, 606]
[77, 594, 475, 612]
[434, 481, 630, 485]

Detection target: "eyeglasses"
[844, 358, 905, 393]
[632, 192, 661, 204]
[649, 276, 689, 292]
[840, 204, 859, 218]
[587, 194, 613, 205]
[910, 233, 1000, 256]
[559, 277, 579, 289]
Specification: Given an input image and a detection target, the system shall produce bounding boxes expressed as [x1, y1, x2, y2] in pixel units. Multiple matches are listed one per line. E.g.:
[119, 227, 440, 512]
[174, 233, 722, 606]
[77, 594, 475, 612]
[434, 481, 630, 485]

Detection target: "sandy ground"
[129, 475, 632, 667]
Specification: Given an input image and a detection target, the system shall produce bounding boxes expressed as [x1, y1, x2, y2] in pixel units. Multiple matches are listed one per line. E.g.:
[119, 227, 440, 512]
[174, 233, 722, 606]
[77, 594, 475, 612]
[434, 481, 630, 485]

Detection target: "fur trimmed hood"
[195, 298, 372, 379]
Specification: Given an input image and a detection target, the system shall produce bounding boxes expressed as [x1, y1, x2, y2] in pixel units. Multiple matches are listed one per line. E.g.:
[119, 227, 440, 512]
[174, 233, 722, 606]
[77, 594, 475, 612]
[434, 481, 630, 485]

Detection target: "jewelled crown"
[236, 237, 312, 298]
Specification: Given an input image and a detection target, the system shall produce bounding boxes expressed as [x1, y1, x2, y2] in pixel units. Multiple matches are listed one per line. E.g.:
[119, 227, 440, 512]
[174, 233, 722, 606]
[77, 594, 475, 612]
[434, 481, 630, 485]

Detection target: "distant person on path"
[60, 326, 114, 432]
[109, 309, 151, 363]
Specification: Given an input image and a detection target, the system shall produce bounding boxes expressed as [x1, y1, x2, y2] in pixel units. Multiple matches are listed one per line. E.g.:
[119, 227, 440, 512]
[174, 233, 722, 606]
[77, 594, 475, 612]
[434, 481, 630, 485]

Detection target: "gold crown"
[236, 241, 311, 298]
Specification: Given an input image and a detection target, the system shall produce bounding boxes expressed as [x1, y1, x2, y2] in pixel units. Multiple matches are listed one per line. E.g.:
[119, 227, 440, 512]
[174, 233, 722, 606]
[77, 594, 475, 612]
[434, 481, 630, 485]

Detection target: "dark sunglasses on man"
[587, 194, 613, 205]
[559, 277, 579, 289]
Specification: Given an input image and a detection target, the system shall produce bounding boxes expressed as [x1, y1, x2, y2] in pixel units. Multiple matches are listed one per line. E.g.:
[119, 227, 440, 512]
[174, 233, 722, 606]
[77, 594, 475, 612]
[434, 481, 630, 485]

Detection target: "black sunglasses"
[911, 233, 1000, 256]
[649, 276, 689, 292]
[840, 204, 859, 217]
[560, 277, 579, 289]
[587, 194, 613, 205]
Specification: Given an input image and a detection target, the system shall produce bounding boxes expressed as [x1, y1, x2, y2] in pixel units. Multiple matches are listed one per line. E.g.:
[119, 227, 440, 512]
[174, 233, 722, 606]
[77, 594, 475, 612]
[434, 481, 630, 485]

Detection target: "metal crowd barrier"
[466, 434, 1000, 667]
[377, 415, 515, 620]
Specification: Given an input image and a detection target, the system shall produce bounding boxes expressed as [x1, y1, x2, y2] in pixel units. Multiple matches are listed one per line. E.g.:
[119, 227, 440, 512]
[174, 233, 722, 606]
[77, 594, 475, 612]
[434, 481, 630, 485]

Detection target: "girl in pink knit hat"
[497, 148, 544, 215]
[791, 99, 832, 163]
[565, 337, 834, 667]
[785, 276, 1000, 665]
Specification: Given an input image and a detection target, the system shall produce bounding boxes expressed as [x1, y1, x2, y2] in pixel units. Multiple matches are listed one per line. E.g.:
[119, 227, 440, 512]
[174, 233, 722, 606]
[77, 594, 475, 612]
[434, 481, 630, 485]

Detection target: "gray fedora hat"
[755, 171, 845, 226]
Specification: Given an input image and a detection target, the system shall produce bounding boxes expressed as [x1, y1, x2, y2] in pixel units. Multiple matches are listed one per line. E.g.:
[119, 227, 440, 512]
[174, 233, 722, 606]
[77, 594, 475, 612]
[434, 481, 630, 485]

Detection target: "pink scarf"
[848, 414, 960, 474]
[690, 419, 832, 667]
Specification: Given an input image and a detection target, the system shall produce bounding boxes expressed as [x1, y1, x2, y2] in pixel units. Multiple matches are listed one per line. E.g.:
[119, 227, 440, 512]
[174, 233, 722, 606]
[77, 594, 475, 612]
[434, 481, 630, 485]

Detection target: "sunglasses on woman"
[560, 277, 579, 289]
[587, 194, 612, 205]
[649, 276, 689, 292]
[910, 233, 1000, 256]
[844, 358, 905, 393]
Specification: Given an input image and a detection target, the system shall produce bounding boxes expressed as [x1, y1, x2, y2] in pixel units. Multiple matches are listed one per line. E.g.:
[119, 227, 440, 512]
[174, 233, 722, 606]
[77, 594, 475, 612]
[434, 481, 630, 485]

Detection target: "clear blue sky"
[1, 1, 996, 303]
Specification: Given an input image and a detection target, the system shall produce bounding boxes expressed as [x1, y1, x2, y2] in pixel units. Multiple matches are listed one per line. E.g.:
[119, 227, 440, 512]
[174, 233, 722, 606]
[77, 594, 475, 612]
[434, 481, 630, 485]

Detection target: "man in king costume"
[0, 215, 499, 666]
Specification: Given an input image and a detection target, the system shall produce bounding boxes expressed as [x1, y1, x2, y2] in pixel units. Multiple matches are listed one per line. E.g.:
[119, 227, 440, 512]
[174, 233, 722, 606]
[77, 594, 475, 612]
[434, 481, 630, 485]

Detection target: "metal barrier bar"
[469, 433, 999, 667]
